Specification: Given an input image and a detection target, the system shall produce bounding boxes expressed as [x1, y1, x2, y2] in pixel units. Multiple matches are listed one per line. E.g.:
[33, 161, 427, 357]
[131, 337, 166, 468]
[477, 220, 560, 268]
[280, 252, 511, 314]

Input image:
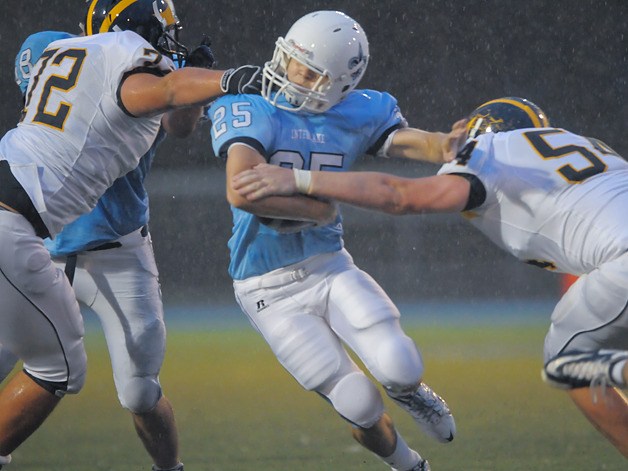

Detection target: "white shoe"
[388, 383, 455, 443]
[0, 454, 11, 469]
[408, 459, 431, 471]
[543, 349, 628, 389]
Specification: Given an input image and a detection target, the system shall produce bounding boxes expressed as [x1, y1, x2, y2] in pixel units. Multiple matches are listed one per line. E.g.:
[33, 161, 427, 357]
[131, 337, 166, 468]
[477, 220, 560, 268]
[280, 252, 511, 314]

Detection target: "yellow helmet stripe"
[159, 2, 177, 26]
[481, 98, 548, 127]
[85, 0, 100, 36]
[99, 0, 140, 34]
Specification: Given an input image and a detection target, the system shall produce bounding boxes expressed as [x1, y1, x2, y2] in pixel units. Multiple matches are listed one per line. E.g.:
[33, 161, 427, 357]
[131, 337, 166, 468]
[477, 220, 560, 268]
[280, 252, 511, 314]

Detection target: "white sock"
[0, 455, 11, 465]
[380, 431, 421, 471]
[611, 359, 627, 386]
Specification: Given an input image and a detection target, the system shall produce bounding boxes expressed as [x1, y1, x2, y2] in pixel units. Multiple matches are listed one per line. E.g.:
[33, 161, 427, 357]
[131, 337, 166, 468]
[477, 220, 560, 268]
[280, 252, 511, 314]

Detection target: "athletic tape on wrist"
[293, 168, 312, 194]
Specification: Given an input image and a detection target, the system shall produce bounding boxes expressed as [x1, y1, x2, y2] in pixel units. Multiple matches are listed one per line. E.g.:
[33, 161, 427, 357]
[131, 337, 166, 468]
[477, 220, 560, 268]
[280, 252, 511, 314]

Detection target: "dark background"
[1, 1, 626, 307]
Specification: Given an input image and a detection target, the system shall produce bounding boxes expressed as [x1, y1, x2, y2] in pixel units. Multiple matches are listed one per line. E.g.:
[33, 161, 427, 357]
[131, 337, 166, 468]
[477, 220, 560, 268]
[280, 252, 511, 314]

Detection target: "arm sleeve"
[449, 173, 486, 210]
[438, 137, 494, 211]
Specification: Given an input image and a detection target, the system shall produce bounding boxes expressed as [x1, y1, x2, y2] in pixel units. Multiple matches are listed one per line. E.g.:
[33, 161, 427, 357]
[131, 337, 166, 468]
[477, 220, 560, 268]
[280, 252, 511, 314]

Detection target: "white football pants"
[60, 227, 166, 413]
[0, 226, 166, 411]
[234, 248, 424, 424]
[545, 252, 628, 360]
[0, 210, 86, 394]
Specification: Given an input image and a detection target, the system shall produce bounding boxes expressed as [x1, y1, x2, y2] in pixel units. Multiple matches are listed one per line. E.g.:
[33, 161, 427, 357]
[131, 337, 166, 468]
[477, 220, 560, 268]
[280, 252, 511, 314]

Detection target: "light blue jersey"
[15, 31, 75, 95]
[44, 130, 164, 255]
[15, 31, 164, 255]
[210, 90, 404, 280]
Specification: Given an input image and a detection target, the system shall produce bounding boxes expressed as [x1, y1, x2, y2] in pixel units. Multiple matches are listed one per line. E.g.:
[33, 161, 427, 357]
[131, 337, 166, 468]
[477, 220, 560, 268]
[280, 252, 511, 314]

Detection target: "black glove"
[185, 37, 215, 69]
[220, 65, 263, 95]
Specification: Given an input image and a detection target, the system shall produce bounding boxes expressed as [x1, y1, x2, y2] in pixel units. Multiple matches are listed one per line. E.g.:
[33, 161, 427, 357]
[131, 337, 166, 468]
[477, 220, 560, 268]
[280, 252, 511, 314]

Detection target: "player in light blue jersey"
[209, 11, 467, 471]
[5, 22, 212, 471]
[234, 97, 628, 459]
[14, 31, 75, 96]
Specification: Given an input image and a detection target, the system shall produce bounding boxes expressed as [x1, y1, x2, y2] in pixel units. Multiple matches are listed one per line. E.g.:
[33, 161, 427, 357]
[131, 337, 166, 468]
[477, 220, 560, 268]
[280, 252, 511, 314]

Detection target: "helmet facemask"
[467, 113, 503, 139]
[153, 0, 187, 67]
[156, 22, 187, 68]
[262, 37, 332, 113]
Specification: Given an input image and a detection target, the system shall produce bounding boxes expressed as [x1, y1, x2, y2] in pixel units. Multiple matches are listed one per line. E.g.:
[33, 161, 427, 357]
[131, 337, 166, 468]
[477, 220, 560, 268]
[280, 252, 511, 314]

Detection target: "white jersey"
[439, 128, 628, 275]
[0, 31, 173, 237]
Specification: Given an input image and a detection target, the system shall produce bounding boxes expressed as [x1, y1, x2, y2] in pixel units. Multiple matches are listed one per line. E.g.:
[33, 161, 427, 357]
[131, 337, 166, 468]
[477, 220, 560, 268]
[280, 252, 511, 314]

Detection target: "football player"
[0, 0, 261, 468]
[208, 10, 467, 471]
[233, 97, 628, 459]
[6, 19, 213, 470]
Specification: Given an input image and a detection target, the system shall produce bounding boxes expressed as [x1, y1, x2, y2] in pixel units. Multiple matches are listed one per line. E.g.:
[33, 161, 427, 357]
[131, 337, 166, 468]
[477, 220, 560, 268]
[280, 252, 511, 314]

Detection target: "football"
[257, 216, 316, 233]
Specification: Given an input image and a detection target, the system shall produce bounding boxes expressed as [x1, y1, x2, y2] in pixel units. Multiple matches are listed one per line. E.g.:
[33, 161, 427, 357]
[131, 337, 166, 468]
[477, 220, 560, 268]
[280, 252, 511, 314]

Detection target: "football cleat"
[543, 349, 628, 389]
[151, 464, 183, 471]
[406, 458, 431, 471]
[387, 383, 455, 443]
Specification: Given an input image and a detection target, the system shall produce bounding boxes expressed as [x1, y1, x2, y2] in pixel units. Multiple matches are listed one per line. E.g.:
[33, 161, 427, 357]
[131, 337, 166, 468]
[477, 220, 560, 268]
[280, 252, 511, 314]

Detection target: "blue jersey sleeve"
[44, 128, 165, 256]
[209, 95, 276, 160]
[15, 31, 76, 96]
[334, 90, 406, 156]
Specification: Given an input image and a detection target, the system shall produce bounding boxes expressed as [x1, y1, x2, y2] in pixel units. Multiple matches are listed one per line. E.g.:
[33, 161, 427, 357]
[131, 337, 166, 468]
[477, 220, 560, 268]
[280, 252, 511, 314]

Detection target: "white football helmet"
[262, 10, 369, 113]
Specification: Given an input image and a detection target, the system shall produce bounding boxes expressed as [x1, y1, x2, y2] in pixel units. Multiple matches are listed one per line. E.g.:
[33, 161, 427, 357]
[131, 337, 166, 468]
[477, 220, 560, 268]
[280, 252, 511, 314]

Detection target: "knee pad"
[327, 372, 384, 428]
[119, 376, 162, 413]
[374, 335, 424, 390]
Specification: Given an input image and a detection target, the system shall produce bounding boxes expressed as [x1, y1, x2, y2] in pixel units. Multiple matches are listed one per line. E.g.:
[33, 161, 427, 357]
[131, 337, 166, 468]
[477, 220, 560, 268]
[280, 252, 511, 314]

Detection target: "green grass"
[8, 323, 627, 470]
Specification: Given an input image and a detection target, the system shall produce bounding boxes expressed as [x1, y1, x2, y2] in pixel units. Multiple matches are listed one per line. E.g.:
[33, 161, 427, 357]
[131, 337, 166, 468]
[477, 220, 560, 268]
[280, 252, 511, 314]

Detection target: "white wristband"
[293, 168, 312, 194]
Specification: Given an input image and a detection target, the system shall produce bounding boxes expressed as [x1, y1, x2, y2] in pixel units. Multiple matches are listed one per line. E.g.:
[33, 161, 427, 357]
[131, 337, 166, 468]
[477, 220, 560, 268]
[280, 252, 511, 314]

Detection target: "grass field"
[7, 317, 626, 470]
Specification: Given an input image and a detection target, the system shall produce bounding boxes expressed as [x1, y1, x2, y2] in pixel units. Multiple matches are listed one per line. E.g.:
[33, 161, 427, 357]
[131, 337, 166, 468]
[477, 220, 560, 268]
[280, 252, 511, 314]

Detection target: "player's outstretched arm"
[387, 119, 468, 163]
[226, 145, 337, 225]
[120, 66, 261, 118]
[233, 164, 471, 214]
